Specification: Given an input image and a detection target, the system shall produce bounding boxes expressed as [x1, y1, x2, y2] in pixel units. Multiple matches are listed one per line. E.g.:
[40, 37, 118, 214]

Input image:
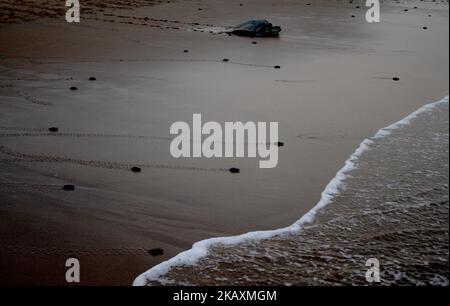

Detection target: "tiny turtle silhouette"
[131, 167, 142, 173]
[229, 168, 240, 174]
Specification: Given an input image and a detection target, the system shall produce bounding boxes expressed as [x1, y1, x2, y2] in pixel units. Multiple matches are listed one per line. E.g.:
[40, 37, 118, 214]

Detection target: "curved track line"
[0, 132, 172, 141]
[0, 182, 64, 191]
[0, 145, 227, 173]
[0, 244, 151, 257]
[0, 127, 274, 145]
[2, 56, 278, 69]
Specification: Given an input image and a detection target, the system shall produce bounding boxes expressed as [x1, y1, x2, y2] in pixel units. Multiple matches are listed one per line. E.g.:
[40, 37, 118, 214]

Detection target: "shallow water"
[142, 99, 449, 286]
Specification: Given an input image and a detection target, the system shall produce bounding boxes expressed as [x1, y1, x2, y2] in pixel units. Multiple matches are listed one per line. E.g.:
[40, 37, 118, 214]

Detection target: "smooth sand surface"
[0, 0, 448, 285]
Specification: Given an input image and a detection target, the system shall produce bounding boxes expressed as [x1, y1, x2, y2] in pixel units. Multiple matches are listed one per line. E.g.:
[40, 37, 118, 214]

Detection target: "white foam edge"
[374, 95, 449, 139]
[133, 95, 449, 286]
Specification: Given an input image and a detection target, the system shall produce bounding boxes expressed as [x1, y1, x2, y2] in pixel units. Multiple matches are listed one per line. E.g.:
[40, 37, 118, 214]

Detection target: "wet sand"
[140, 97, 449, 286]
[0, 0, 449, 285]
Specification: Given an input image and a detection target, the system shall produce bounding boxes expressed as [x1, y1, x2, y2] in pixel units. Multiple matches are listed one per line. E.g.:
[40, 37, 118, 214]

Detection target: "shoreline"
[1, 0, 449, 285]
[134, 95, 449, 286]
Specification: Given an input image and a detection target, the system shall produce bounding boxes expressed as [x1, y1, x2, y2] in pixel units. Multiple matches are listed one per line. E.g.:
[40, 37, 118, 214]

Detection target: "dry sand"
[0, 0, 448, 285]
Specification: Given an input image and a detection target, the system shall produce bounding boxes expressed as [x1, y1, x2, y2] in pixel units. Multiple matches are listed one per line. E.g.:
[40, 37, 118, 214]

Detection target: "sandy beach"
[0, 0, 448, 285]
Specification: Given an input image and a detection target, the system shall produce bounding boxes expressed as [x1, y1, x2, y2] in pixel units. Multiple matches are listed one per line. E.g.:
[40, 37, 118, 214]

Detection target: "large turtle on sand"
[231, 20, 281, 37]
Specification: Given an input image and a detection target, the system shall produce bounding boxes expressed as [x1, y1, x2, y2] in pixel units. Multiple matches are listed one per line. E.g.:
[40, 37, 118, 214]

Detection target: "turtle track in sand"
[0, 145, 227, 173]
[0, 244, 152, 257]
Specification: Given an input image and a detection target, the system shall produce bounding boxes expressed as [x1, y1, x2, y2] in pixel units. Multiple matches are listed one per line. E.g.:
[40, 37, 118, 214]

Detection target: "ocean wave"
[133, 95, 449, 286]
